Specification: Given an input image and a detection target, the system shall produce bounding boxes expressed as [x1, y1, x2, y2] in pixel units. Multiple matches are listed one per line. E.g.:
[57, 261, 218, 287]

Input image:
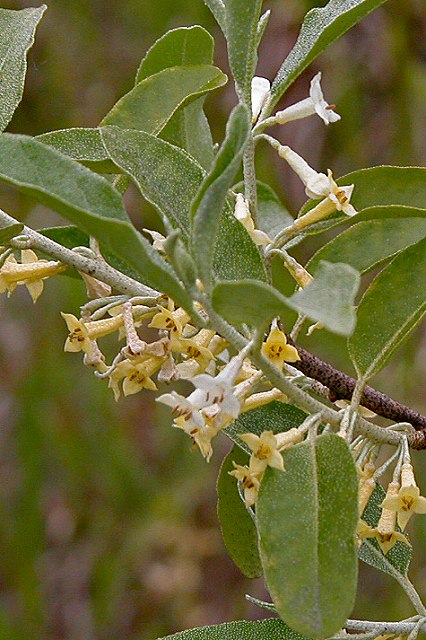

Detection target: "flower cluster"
[244, 72, 357, 246]
[356, 456, 426, 555]
[0, 248, 65, 302]
[60, 295, 300, 462]
[230, 427, 304, 507]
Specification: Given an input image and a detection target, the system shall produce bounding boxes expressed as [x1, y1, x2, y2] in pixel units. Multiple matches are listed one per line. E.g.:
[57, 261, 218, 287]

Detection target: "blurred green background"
[0, 1, 425, 638]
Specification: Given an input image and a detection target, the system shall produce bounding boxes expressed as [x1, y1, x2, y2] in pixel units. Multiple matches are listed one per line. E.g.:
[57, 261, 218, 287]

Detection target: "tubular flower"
[108, 354, 162, 400]
[251, 76, 271, 123]
[148, 305, 192, 341]
[261, 321, 300, 370]
[358, 481, 410, 554]
[173, 333, 215, 373]
[174, 417, 219, 462]
[381, 463, 426, 531]
[239, 430, 285, 473]
[278, 146, 357, 219]
[233, 193, 271, 245]
[0, 249, 65, 302]
[157, 350, 247, 459]
[229, 462, 262, 507]
[357, 461, 377, 516]
[61, 313, 94, 357]
[275, 72, 341, 126]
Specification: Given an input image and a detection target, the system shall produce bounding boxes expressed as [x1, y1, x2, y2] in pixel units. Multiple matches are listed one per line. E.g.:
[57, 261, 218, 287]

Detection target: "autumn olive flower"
[275, 72, 341, 126]
[381, 463, 426, 531]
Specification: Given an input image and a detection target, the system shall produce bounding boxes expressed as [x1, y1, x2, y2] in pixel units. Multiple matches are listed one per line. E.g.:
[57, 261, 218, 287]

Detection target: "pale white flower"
[278, 146, 357, 216]
[275, 73, 340, 126]
[251, 76, 271, 123]
[278, 145, 330, 199]
[234, 193, 271, 245]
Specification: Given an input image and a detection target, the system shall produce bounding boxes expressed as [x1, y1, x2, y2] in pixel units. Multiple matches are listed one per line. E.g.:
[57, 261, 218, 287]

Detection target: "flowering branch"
[288, 336, 426, 432]
[0, 208, 158, 298]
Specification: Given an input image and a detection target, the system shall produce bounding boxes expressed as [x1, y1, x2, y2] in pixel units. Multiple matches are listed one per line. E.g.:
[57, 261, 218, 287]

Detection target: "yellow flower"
[239, 430, 285, 473]
[108, 354, 162, 400]
[358, 482, 411, 554]
[381, 463, 426, 531]
[61, 312, 125, 356]
[357, 461, 376, 516]
[0, 249, 65, 302]
[173, 335, 215, 372]
[148, 306, 191, 340]
[261, 322, 300, 370]
[61, 313, 94, 356]
[229, 462, 262, 507]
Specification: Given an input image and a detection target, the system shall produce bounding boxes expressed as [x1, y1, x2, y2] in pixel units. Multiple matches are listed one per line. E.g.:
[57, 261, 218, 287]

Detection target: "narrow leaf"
[224, 0, 263, 101]
[344, 166, 426, 211]
[191, 104, 251, 287]
[136, 26, 215, 82]
[135, 25, 217, 169]
[349, 236, 426, 380]
[101, 65, 227, 135]
[257, 434, 358, 639]
[256, 10, 271, 47]
[156, 617, 311, 640]
[41, 225, 88, 249]
[288, 261, 360, 336]
[213, 260, 359, 336]
[0, 133, 191, 308]
[36, 128, 116, 172]
[202, 0, 226, 34]
[101, 125, 266, 282]
[0, 6, 46, 132]
[308, 218, 426, 275]
[217, 445, 262, 578]
[269, 0, 388, 111]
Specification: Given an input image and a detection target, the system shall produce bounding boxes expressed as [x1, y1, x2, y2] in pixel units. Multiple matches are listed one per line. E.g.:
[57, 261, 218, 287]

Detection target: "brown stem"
[288, 337, 426, 448]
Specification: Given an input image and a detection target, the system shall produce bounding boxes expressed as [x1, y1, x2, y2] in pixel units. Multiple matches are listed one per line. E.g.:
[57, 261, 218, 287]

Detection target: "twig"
[289, 337, 426, 433]
[0, 208, 158, 298]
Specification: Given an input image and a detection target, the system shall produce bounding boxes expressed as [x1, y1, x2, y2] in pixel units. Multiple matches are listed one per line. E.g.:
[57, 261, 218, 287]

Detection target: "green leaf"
[268, 0, 388, 111]
[224, 0, 263, 101]
[359, 483, 411, 576]
[40, 225, 89, 249]
[191, 104, 251, 287]
[156, 618, 311, 640]
[217, 445, 262, 578]
[233, 181, 293, 240]
[136, 26, 215, 81]
[0, 223, 24, 244]
[256, 10, 271, 48]
[100, 65, 227, 136]
[225, 401, 307, 452]
[288, 261, 360, 336]
[101, 125, 266, 283]
[101, 125, 201, 235]
[308, 218, 426, 275]
[213, 260, 359, 336]
[136, 26, 218, 169]
[344, 166, 426, 211]
[36, 128, 116, 173]
[257, 434, 358, 639]
[0, 133, 191, 309]
[349, 236, 426, 380]
[0, 6, 46, 132]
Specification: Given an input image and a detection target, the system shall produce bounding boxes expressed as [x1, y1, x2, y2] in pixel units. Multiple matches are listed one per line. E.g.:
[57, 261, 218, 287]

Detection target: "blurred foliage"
[0, 0, 425, 638]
